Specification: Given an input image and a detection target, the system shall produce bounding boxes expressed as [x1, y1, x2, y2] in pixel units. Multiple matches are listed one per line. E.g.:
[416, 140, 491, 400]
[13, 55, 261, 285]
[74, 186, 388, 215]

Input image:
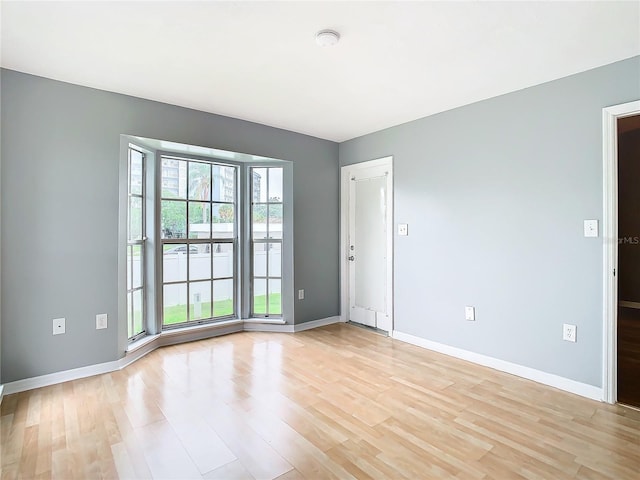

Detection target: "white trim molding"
[293, 316, 342, 332]
[340, 157, 394, 331]
[3, 359, 122, 396]
[243, 323, 296, 333]
[602, 100, 640, 404]
[392, 330, 603, 401]
[243, 318, 286, 325]
[243, 316, 341, 333]
[1, 317, 340, 395]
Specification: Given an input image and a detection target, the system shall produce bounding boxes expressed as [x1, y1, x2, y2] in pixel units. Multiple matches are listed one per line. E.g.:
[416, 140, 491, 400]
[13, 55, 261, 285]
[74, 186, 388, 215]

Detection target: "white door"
[345, 159, 393, 332]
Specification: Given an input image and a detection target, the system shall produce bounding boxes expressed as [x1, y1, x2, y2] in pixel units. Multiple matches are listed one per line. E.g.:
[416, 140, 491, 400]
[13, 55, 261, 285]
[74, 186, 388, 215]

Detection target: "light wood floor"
[2, 323, 640, 480]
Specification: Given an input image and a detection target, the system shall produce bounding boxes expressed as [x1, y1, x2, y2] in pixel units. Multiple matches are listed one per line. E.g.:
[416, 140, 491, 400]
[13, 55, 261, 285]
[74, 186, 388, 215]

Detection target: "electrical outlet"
[465, 306, 475, 321]
[53, 317, 66, 335]
[398, 224, 408, 236]
[298, 289, 304, 300]
[96, 313, 108, 330]
[563, 323, 577, 342]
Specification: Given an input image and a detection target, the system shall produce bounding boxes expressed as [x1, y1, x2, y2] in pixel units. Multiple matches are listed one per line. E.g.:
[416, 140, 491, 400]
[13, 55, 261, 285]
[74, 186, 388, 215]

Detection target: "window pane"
[252, 168, 267, 202]
[157, 158, 240, 331]
[188, 162, 210, 201]
[189, 281, 212, 321]
[213, 203, 235, 225]
[127, 292, 132, 336]
[253, 243, 266, 277]
[268, 243, 281, 278]
[164, 283, 187, 325]
[213, 243, 234, 278]
[132, 245, 143, 288]
[129, 197, 143, 241]
[253, 278, 267, 315]
[161, 200, 186, 239]
[133, 289, 143, 335]
[127, 246, 132, 290]
[268, 204, 283, 239]
[212, 204, 235, 238]
[269, 279, 282, 315]
[268, 168, 283, 202]
[212, 165, 236, 202]
[213, 279, 234, 317]
[212, 204, 234, 239]
[161, 158, 187, 199]
[130, 150, 143, 195]
[252, 204, 267, 239]
[189, 202, 211, 239]
[163, 244, 188, 282]
[189, 247, 211, 281]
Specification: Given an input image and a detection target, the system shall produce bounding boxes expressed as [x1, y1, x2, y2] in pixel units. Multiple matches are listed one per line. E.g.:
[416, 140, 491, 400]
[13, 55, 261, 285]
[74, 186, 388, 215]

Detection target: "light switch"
[465, 306, 475, 321]
[96, 313, 108, 330]
[584, 220, 598, 238]
[398, 224, 408, 236]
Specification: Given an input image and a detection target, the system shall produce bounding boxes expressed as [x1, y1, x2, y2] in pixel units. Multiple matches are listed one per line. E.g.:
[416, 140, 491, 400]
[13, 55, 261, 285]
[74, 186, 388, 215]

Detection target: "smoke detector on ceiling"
[316, 29, 340, 47]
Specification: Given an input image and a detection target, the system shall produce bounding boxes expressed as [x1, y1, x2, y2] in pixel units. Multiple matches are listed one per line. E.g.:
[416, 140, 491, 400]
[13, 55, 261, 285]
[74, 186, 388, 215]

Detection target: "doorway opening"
[340, 157, 393, 334]
[616, 114, 640, 408]
[603, 100, 640, 405]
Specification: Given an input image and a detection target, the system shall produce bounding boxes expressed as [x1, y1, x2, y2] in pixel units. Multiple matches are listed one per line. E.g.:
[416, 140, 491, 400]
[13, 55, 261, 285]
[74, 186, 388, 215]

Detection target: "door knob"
[348, 256, 355, 261]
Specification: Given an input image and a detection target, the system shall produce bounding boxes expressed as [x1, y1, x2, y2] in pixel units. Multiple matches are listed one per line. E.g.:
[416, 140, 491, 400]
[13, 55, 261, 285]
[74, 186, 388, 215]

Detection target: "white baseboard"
[1, 317, 339, 395]
[243, 323, 295, 332]
[243, 316, 341, 333]
[159, 321, 243, 347]
[294, 316, 342, 332]
[391, 330, 603, 401]
[3, 359, 121, 395]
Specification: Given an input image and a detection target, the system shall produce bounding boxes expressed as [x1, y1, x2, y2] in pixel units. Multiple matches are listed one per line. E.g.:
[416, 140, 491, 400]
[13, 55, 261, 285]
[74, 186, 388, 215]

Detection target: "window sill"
[243, 317, 286, 325]
[126, 334, 159, 354]
[125, 318, 282, 355]
[126, 319, 244, 354]
[161, 319, 243, 338]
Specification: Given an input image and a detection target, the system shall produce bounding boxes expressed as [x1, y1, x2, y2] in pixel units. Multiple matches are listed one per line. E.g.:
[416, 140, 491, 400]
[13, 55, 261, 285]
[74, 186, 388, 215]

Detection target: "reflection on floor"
[618, 306, 640, 408]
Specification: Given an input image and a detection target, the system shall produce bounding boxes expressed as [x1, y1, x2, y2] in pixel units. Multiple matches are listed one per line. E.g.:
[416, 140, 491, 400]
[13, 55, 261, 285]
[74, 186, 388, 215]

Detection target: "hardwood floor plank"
[111, 441, 142, 480]
[242, 406, 356, 480]
[163, 410, 237, 475]
[324, 439, 412, 480]
[202, 459, 254, 480]
[273, 469, 306, 480]
[0, 463, 19, 480]
[133, 420, 202, 480]
[202, 402, 293, 480]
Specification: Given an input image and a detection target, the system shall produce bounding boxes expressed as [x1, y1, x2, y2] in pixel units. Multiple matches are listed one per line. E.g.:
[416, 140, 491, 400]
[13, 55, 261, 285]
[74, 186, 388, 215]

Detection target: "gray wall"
[1, 69, 339, 383]
[340, 57, 640, 387]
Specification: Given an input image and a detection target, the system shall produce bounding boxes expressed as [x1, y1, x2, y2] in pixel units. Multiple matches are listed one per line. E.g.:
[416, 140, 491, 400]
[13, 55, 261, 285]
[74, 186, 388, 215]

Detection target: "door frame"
[340, 157, 394, 330]
[603, 100, 640, 404]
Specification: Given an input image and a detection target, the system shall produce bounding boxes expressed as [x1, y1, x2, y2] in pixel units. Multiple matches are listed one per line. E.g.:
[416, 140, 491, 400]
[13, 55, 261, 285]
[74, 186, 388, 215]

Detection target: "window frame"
[158, 154, 240, 329]
[119, 136, 294, 352]
[250, 166, 284, 318]
[127, 146, 146, 341]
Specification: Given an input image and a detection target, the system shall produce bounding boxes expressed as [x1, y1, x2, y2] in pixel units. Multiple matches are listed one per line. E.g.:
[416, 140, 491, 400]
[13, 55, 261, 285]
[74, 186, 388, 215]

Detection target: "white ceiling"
[2, 1, 639, 142]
